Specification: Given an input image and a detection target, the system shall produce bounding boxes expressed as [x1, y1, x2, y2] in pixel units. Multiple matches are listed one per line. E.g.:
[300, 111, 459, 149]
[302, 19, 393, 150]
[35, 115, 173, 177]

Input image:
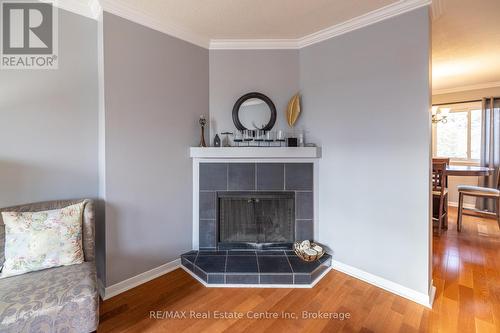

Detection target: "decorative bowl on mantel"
[293, 240, 325, 262]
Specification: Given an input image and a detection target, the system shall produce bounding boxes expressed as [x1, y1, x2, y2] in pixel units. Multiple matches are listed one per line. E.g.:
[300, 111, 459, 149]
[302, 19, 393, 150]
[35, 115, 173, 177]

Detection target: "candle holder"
[221, 132, 233, 147]
[199, 115, 207, 147]
[265, 131, 275, 147]
[233, 130, 243, 147]
[276, 130, 286, 147]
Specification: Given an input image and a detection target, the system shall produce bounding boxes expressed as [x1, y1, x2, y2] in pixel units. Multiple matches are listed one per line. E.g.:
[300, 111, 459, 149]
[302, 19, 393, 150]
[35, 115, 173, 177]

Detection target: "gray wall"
[102, 13, 209, 286]
[0, 7, 103, 285]
[207, 8, 431, 297]
[300, 8, 431, 294]
[206, 8, 431, 296]
[0, 5, 431, 295]
[0, 9, 99, 207]
[209, 50, 299, 142]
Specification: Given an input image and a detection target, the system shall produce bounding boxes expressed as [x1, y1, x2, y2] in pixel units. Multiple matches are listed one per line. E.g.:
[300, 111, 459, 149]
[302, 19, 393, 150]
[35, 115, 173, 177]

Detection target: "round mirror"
[232, 92, 277, 131]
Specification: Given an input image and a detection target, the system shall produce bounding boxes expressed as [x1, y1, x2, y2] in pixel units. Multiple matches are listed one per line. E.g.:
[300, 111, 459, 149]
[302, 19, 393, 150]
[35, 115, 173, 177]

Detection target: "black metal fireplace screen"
[218, 192, 295, 246]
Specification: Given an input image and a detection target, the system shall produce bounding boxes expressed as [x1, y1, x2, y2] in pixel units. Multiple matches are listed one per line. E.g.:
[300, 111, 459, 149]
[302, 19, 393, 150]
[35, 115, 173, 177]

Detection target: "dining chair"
[432, 161, 449, 235]
[432, 157, 450, 187]
[457, 168, 500, 231]
[432, 157, 451, 165]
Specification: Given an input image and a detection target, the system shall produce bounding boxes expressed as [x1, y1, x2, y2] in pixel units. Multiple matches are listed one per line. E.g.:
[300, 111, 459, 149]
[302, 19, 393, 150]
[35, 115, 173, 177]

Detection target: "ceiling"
[113, 0, 396, 39]
[67, 0, 500, 93]
[431, 0, 500, 92]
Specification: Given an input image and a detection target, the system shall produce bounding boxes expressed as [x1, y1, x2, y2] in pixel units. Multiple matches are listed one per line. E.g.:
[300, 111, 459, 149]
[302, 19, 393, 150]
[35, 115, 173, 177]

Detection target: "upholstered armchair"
[0, 199, 99, 332]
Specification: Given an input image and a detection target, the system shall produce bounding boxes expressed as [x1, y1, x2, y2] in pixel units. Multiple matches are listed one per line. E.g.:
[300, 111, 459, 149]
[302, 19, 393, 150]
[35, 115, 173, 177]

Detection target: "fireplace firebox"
[218, 192, 295, 248]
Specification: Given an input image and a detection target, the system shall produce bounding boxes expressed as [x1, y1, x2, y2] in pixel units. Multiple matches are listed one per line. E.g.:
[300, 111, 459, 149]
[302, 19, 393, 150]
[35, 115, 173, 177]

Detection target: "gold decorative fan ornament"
[286, 93, 301, 127]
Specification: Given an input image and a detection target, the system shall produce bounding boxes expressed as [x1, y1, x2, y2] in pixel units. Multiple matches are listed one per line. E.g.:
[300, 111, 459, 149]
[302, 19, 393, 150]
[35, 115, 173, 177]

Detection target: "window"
[433, 102, 482, 162]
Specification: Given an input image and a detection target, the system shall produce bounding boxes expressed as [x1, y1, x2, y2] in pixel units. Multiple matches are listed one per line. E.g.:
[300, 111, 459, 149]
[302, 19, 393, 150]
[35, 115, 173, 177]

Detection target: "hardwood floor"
[99, 207, 500, 332]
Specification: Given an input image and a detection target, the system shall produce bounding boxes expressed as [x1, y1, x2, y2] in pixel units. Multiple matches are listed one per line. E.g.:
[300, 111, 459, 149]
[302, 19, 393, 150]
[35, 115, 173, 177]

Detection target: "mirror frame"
[232, 92, 277, 131]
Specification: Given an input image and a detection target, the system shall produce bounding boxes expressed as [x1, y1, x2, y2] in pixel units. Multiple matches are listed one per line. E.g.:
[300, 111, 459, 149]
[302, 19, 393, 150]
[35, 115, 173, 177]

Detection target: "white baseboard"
[97, 278, 105, 299]
[429, 282, 436, 307]
[448, 201, 476, 209]
[102, 258, 181, 300]
[331, 260, 434, 308]
[100, 257, 435, 308]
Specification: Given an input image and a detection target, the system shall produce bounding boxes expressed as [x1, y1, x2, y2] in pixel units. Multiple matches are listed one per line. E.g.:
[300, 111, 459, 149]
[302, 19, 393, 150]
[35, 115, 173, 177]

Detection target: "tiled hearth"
[181, 249, 331, 287]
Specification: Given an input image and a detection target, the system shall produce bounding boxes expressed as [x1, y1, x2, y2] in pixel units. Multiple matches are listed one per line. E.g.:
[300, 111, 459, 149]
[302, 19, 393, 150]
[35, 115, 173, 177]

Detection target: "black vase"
[214, 134, 221, 147]
[287, 137, 298, 147]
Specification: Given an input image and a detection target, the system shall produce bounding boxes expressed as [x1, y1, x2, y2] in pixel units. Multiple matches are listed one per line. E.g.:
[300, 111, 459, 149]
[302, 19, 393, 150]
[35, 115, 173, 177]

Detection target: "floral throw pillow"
[0, 202, 85, 278]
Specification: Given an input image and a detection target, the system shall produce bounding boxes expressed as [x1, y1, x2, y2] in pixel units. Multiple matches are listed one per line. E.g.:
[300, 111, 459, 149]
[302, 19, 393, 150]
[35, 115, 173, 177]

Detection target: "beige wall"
[431, 87, 500, 208]
[432, 86, 500, 104]
[447, 176, 477, 208]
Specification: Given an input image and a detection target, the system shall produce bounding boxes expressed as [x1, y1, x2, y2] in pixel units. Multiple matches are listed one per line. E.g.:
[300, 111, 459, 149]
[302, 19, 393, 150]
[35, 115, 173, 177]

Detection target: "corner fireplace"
[195, 161, 316, 249]
[218, 192, 295, 249]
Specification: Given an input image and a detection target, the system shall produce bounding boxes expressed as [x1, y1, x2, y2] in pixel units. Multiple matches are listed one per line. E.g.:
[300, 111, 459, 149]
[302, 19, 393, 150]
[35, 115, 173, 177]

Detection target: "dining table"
[445, 165, 494, 177]
[434, 165, 495, 230]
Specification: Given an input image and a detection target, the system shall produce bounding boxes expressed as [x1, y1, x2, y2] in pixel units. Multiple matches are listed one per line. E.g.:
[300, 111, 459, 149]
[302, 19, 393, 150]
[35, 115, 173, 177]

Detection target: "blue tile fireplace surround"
[199, 162, 315, 248]
[182, 156, 331, 287]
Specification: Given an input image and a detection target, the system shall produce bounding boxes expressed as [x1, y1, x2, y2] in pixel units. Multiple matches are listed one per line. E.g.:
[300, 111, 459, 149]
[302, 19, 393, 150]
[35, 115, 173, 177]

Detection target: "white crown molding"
[89, 0, 102, 19]
[433, 81, 500, 95]
[47, 0, 101, 20]
[210, 0, 431, 50]
[51, 0, 431, 50]
[210, 39, 299, 50]
[431, 0, 445, 20]
[297, 0, 431, 48]
[99, 0, 209, 48]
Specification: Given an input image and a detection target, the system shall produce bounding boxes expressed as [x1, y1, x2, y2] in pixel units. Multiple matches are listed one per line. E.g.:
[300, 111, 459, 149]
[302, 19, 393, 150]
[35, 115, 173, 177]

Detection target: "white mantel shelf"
[190, 147, 321, 159]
